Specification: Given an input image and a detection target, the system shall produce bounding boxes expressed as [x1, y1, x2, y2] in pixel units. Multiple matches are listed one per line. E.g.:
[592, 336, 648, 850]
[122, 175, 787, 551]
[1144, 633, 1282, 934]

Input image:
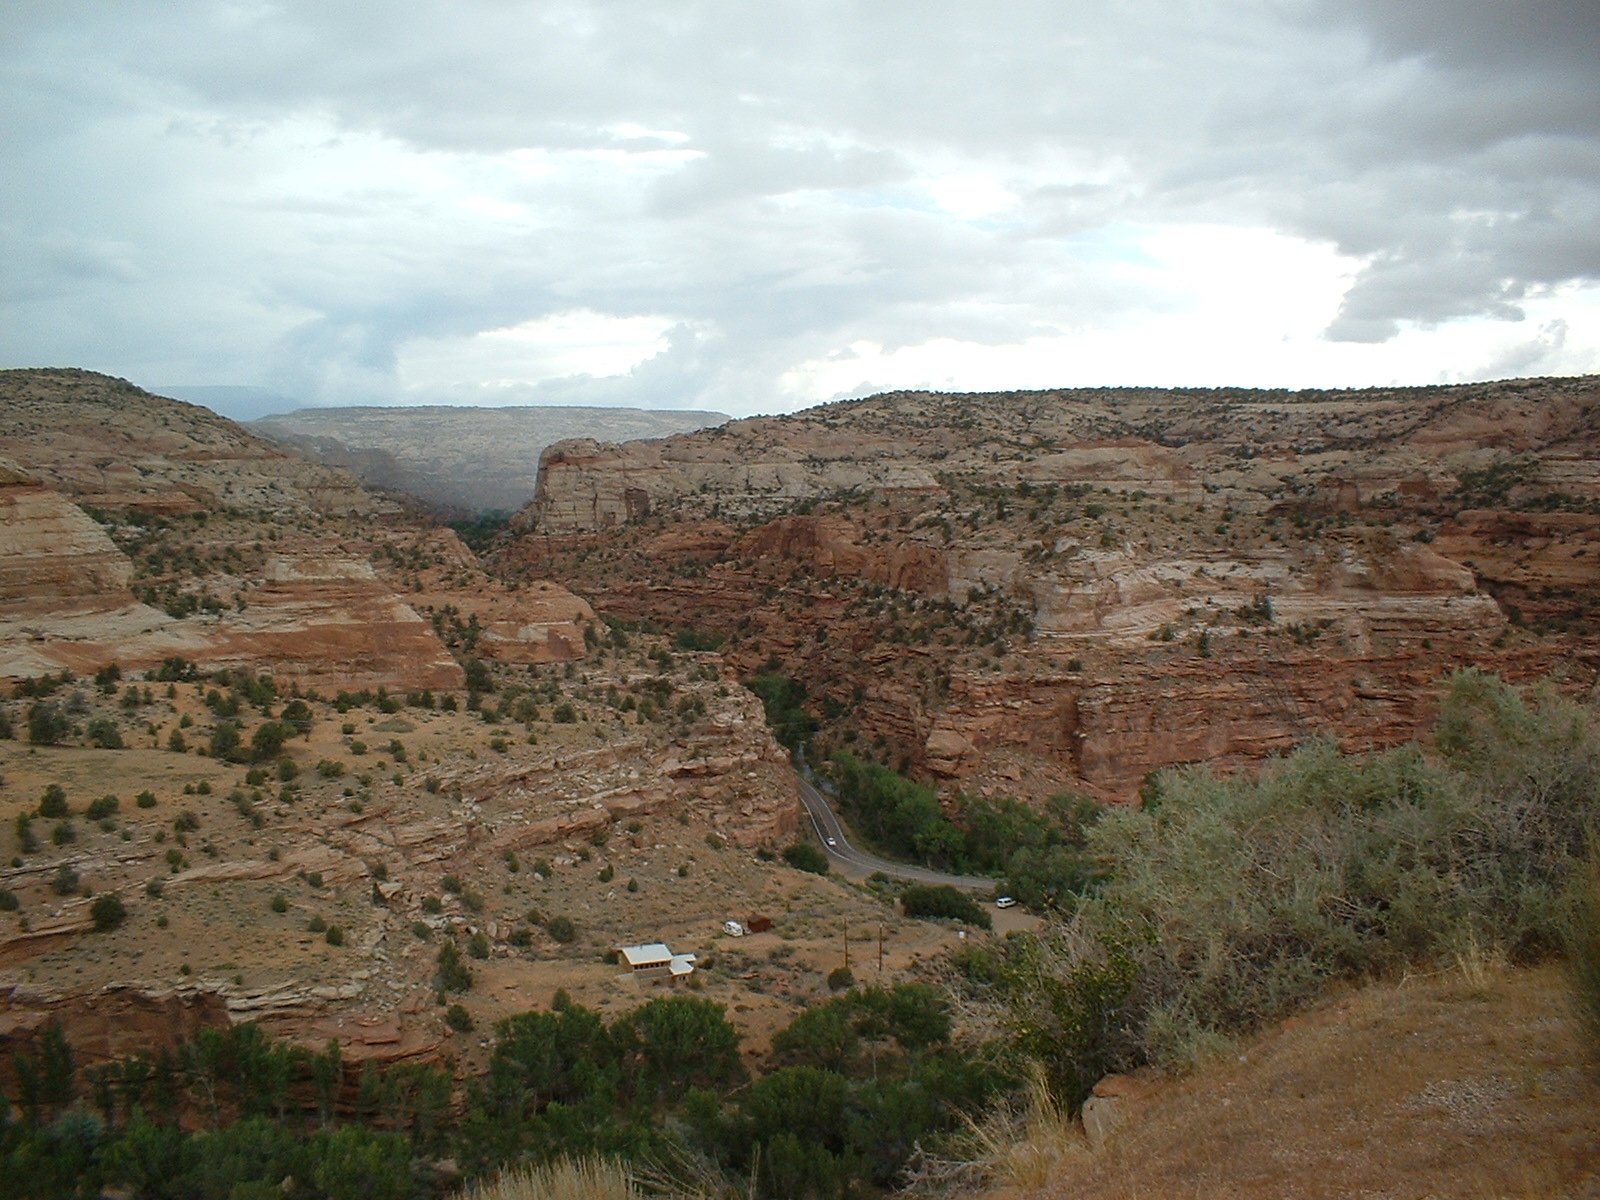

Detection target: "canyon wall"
[513, 376, 1600, 801]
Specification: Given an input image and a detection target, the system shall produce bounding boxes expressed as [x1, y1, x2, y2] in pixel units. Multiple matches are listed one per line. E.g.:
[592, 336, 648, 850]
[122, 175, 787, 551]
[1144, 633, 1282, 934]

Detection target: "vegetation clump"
[954, 669, 1600, 1103]
[900, 884, 991, 928]
[781, 842, 829, 875]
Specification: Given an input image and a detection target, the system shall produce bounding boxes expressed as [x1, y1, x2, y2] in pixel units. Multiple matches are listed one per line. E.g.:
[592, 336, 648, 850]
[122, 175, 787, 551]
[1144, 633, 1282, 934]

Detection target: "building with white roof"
[617, 942, 697, 979]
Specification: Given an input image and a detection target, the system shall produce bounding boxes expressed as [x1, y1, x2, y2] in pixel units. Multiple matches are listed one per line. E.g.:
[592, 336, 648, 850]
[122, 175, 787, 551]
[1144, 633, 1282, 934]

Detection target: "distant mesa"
[252, 404, 730, 513]
[152, 384, 305, 422]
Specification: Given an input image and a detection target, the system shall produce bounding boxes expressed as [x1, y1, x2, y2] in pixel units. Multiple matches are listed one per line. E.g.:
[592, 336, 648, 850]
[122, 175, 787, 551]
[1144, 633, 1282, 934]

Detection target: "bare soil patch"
[1024, 964, 1600, 1200]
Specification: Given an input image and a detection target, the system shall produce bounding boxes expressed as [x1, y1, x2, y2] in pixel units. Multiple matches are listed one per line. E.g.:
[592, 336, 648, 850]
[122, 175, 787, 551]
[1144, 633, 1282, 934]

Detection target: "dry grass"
[900, 1064, 1088, 1198]
[1454, 927, 1504, 1000]
[1017, 964, 1599, 1200]
[459, 1153, 749, 1200]
[458, 1157, 642, 1200]
[966, 1065, 1087, 1193]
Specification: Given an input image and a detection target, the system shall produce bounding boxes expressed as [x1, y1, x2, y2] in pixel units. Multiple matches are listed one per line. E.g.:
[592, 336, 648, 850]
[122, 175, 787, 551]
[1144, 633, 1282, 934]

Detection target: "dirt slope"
[1022, 964, 1599, 1200]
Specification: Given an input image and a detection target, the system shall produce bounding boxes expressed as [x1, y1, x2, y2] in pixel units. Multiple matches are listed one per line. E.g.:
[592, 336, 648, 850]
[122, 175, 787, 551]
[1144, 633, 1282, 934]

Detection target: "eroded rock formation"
[511, 376, 1600, 801]
[0, 459, 133, 603]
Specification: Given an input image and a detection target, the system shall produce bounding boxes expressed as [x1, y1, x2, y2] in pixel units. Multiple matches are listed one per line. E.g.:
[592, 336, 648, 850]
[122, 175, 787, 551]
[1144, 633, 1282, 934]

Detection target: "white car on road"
[994, 896, 1017, 908]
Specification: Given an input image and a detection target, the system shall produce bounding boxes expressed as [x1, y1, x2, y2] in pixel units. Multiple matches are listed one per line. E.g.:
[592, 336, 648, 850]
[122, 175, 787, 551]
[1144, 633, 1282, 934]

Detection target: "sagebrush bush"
[1567, 840, 1600, 1063]
[966, 671, 1600, 1096]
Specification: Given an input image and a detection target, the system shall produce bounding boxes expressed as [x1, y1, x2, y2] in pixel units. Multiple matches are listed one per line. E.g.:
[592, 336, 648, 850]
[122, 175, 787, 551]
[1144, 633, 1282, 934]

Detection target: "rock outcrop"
[0, 459, 133, 603]
[510, 375, 1600, 801]
[525, 378, 1600, 537]
[0, 372, 607, 691]
[0, 369, 392, 519]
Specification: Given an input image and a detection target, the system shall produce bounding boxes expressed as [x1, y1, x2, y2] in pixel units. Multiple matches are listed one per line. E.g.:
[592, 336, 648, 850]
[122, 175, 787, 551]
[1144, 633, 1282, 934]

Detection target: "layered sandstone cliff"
[511, 376, 1600, 801]
[0, 372, 604, 691]
[527, 378, 1600, 537]
[0, 460, 133, 603]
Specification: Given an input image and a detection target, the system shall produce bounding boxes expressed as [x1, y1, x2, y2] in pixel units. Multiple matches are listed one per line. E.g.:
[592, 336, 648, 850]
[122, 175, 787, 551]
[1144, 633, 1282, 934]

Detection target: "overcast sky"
[3, 1, 1598, 418]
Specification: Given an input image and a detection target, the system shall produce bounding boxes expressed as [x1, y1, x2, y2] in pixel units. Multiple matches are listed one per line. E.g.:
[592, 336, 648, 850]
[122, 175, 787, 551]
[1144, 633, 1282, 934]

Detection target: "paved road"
[795, 773, 997, 893]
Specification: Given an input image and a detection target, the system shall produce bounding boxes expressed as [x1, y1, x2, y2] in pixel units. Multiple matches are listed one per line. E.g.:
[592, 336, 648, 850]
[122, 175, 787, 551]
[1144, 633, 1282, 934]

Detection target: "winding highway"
[794, 772, 997, 893]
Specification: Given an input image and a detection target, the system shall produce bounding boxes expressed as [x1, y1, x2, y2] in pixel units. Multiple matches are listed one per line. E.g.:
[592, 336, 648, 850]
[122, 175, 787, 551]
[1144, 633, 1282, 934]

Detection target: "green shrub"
[324, 925, 343, 946]
[13, 813, 35, 855]
[135, 790, 157, 809]
[38, 785, 68, 819]
[269, 894, 288, 914]
[436, 940, 473, 992]
[86, 718, 123, 749]
[85, 794, 118, 821]
[900, 884, 990, 928]
[90, 894, 126, 932]
[463, 658, 494, 693]
[27, 702, 70, 746]
[745, 672, 818, 750]
[0, 889, 19, 911]
[208, 721, 242, 760]
[545, 915, 577, 943]
[249, 722, 289, 762]
[445, 1004, 474, 1033]
[468, 931, 490, 959]
[983, 673, 1600, 1092]
[782, 842, 829, 875]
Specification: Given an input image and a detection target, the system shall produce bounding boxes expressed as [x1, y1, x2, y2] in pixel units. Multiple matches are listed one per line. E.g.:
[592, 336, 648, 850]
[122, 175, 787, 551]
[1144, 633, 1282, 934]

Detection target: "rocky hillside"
[969, 964, 1597, 1200]
[510, 375, 1600, 800]
[0, 369, 385, 519]
[253, 403, 729, 514]
[0, 369, 819, 1071]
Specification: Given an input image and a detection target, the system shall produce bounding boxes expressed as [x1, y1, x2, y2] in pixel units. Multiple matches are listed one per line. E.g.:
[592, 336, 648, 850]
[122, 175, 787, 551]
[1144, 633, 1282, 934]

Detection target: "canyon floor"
[0, 368, 1596, 1194]
[0, 639, 1000, 1073]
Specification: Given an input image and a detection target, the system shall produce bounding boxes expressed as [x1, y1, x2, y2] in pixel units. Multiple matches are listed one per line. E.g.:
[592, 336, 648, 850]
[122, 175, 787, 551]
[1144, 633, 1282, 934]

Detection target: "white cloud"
[0, 1, 1596, 416]
[400, 310, 678, 396]
[925, 175, 1018, 221]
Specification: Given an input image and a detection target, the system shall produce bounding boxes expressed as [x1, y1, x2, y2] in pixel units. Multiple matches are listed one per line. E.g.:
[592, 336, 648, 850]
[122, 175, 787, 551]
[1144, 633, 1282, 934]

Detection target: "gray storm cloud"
[1, 0, 1597, 413]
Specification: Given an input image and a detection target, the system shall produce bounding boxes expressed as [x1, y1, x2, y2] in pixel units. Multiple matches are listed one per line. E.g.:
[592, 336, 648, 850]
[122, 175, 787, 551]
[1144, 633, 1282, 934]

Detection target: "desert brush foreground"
[0, 368, 1595, 1199]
